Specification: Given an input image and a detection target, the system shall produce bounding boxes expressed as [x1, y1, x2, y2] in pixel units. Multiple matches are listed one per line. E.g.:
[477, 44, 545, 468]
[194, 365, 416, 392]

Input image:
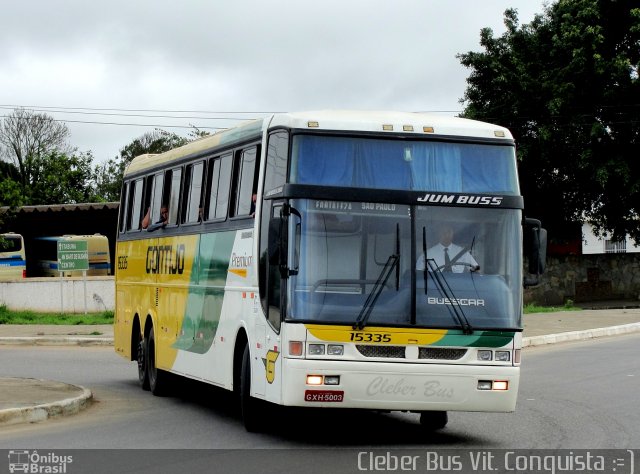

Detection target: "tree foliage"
[28, 151, 98, 205]
[0, 108, 72, 192]
[458, 0, 640, 241]
[0, 107, 209, 208]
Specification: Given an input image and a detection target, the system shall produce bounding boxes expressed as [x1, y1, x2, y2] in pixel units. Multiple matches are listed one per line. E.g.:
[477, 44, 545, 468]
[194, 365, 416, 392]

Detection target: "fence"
[525, 253, 640, 305]
[0, 277, 114, 312]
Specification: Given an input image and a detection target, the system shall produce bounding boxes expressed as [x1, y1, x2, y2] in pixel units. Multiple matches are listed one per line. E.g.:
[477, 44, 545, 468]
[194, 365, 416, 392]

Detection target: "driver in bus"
[417, 223, 479, 273]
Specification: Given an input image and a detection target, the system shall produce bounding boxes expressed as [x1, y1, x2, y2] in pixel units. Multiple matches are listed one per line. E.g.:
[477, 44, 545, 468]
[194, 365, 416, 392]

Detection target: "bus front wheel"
[419, 411, 448, 430]
[240, 345, 265, 432]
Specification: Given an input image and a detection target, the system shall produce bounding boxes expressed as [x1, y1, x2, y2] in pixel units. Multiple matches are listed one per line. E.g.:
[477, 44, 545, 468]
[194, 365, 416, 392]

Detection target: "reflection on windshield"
[287, 199, 522, 330]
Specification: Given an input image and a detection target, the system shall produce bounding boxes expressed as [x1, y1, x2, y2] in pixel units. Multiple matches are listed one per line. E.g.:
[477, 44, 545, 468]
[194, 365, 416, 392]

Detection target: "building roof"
[0, 202, 119, 214]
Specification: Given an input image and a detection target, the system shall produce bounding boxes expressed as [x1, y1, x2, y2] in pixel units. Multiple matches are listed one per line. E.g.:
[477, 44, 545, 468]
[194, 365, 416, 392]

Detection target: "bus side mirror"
[524, 218, 547, 287]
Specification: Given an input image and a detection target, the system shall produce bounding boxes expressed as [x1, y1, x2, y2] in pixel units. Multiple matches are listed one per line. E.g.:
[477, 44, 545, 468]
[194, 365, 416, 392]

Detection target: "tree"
[0, 108, 71, 194]
[0, 161, 22, 208]
[28, 151, 97, 205]
[458, 1, 640, 241]
[93, 129, 194, 202]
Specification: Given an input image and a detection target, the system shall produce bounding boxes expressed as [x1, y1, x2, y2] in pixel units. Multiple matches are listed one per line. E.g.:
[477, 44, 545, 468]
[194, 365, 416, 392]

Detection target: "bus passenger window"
[206, 153, 232, 221]
[235, 147, 258, 217]
[166, 167, 182, 226]
[184, 161, 205, 223]
[127, 178, 144, 231]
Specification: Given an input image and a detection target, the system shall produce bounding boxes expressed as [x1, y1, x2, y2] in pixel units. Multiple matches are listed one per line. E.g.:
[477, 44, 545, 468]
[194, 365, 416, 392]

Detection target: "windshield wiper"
[425, 258, 473, 335]
[353, 224, 400, 330]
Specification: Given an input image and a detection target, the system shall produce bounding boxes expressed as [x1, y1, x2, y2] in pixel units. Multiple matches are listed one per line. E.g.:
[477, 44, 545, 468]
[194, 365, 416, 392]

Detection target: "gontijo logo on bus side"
[145, 244, 186, 274]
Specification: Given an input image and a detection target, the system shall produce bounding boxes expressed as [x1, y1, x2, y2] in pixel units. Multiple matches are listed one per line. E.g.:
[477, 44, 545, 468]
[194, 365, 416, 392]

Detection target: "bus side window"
[127, 178, 144, 231]
[206, 153, 232, 221]
[146, 173, 164, 227]
[183, 161, 205, 224]
[119, 181, 129, 233]
[233, 145, 259, 217]
[165, 166, 182, 226]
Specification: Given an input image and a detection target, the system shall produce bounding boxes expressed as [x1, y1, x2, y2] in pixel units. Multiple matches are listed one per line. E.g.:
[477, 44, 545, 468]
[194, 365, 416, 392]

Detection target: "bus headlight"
[495, 351, 511, 362]
[308, 344, 325, 355]
[327, 344, 344, 356]
[477, 350, 493, 361]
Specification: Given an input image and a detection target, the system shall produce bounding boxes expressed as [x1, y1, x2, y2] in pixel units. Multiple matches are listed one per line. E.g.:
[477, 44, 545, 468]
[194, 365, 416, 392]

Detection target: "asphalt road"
[0, 334, 638, 450]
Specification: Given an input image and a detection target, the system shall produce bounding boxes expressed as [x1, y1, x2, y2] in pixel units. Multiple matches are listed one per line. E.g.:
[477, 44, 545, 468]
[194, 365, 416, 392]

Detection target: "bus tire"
[420, 411, 448, 430]
[147, 326, 170, 396]
[137, 337, 150, 391]
[240, 345, 264, 432]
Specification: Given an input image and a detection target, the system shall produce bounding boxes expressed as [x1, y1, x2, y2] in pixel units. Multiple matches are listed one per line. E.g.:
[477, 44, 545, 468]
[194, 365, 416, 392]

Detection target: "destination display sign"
[310, 200, 409, 217]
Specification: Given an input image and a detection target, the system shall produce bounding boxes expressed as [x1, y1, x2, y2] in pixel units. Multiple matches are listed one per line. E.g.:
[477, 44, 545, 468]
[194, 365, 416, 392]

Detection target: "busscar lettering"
[145, 244, 186, 274]
[428, 297, 485, 307]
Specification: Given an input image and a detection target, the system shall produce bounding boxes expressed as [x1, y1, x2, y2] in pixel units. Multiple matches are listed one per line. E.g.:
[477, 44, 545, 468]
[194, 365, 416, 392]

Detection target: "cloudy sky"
[1, 0, 545, 164]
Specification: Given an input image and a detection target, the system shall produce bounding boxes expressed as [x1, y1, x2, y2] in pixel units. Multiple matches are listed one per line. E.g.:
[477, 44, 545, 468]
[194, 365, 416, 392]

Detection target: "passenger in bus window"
[146, 206, 169, 232]
[417, 224, 479, 273]
[141, 207, 151, 229]
[250, 193, 257, 217]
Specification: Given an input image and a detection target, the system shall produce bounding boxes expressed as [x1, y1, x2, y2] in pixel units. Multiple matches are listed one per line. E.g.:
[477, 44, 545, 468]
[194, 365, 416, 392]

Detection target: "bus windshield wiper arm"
[354, 225, 400, 331]
[426, 259, 473, 334]
[353, 253, 399, 330]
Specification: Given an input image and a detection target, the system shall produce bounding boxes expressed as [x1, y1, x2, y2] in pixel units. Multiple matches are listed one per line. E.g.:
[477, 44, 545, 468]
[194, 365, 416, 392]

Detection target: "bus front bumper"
[281, 358, 519, 412]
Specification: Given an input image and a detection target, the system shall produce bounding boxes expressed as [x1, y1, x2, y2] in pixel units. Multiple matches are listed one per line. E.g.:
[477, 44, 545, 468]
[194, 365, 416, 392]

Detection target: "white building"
[582, 223, 640, 254]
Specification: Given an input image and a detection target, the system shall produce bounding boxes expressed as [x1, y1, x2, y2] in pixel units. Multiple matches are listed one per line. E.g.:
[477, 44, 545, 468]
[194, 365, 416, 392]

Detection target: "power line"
[0, 115, 229, 130]
[0, 106, 263, 121]
[0, 104, 280, 115]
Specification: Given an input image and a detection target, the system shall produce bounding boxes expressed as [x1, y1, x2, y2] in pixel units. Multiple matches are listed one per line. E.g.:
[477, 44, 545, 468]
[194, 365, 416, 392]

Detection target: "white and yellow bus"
[114, 111, 546, 432]
[34, 234, 111, 277]
[0, 233, 26, 280]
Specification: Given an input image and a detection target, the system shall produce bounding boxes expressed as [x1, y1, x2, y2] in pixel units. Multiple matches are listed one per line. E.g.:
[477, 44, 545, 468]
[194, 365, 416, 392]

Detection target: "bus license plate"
[304, 390, 344, 402]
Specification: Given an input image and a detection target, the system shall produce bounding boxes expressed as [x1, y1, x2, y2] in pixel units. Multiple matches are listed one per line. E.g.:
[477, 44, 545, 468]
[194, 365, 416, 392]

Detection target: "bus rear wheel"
[147, 326, 171, 396]
[240, 345, 265, 432]
[137, 338, 149, 391]
[419, 411, 448, 430]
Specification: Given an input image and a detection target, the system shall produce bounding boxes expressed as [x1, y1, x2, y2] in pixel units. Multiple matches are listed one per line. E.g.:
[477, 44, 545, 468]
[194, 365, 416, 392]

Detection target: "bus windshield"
[286, 199, 522, 330]
[290, 134, 519, 195]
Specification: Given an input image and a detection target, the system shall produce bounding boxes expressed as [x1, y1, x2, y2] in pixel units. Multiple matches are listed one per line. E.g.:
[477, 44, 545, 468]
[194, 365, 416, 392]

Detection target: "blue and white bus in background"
[0, 233, 26, 280]
[34, 234, 111, 277]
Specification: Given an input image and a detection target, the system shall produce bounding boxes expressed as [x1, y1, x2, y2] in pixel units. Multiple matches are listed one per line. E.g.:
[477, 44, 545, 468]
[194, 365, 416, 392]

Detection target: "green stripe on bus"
[431, 331, 515, 348]
[172, 231, 237, 353]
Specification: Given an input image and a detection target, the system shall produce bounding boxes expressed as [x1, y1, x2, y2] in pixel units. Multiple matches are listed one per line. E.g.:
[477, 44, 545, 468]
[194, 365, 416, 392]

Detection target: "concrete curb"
[0, 382, 93, 426]
[0, 337, 113, 346]
[522, 322, 640, 347]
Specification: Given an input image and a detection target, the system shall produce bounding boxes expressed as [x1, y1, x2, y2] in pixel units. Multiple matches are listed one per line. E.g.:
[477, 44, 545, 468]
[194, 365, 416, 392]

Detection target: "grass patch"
[0, 305, 113, 325]
[524, 299, 580, 314]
